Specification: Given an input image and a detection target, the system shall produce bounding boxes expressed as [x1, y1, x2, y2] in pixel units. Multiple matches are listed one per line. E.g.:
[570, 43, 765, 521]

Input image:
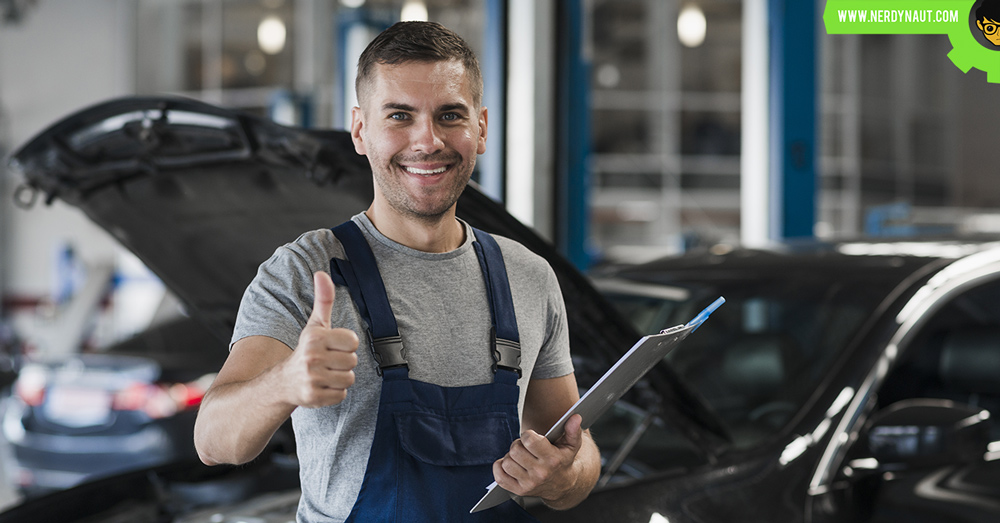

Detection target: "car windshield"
[597, 272, 899, 450]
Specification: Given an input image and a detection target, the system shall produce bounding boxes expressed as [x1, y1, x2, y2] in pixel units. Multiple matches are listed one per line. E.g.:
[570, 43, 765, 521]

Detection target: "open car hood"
[8, 96, 638, 373]
[4, 99, 734, 523]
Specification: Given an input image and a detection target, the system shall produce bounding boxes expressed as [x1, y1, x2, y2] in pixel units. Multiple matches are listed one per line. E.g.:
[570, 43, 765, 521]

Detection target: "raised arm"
[193, 271, 359, 465]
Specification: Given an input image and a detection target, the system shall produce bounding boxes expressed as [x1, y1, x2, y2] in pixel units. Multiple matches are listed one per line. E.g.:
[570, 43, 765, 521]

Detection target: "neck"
[365, 202, 465, 253]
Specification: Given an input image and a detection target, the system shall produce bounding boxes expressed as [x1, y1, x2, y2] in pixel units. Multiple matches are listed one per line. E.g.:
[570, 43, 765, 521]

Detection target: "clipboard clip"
[682, 296, 725, 332]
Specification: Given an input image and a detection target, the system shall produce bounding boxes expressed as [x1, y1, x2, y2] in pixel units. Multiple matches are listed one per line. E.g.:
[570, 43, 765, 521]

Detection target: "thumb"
[560, 414, 584, 450]
[307, 271, 336, 328]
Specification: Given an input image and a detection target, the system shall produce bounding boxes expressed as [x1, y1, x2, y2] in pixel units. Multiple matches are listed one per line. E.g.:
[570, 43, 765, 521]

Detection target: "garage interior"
[1, 0, 1000, 516]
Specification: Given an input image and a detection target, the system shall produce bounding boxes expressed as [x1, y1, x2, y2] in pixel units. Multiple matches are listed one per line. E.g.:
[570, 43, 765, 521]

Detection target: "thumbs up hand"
[279, 271, 360, 408]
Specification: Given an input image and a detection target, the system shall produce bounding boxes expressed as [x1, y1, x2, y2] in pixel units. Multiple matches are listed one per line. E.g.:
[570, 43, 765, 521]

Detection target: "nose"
[409, 117, 444, 154]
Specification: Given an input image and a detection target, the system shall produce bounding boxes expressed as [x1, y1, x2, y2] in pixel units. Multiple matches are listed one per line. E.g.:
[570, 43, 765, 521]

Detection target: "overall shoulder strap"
[330, 221, 406, 374]
[471, 228, 522, 378]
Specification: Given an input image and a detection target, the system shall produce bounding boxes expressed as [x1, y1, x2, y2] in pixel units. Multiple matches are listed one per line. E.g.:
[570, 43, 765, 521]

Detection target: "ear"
[350, 106, 367, 155]
[477, 106, 488, 155]
[978, 20, 985, 32]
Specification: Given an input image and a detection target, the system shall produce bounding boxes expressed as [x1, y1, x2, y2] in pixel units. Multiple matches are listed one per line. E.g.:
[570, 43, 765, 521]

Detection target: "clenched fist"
[279, 271, 360, 407]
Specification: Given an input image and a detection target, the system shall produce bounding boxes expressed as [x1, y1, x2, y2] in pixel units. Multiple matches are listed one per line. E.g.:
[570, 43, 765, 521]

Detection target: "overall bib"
[329, 221, 539, 522]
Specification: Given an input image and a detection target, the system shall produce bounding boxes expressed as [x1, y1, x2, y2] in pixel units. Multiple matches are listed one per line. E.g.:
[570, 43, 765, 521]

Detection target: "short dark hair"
[355, 21, 483, 108]
[977, 0, 1000, 22]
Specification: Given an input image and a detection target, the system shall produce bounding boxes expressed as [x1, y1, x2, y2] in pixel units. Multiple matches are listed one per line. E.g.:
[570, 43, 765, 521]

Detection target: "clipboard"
[471, 296, 725, 513]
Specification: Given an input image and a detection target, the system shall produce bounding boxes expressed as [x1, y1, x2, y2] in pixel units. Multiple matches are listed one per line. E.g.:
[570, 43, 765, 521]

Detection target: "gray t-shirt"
[231, 213, 573, 522]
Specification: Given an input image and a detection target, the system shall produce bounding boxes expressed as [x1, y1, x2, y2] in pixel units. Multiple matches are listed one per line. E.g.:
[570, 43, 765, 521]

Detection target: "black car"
[547, 241, 1000, 523]
[3, 96, 1000, 522]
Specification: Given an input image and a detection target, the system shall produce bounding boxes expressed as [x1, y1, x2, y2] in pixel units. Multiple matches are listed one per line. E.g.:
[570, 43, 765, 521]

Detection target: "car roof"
[598, 239, 1000, 288]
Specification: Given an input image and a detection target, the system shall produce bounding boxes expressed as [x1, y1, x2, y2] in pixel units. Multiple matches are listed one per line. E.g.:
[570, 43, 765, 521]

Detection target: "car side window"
[876, 278, 1000, 427]
[834, 277, 1000, 522]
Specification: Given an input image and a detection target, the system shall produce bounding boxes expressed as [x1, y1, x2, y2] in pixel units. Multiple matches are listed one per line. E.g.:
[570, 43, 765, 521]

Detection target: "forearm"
[193, 364, 295, 466]
[540, 431, 600, 510]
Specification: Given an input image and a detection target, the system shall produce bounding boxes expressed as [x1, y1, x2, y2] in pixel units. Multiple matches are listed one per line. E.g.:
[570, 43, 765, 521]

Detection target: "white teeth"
[404, 166, 447, 175]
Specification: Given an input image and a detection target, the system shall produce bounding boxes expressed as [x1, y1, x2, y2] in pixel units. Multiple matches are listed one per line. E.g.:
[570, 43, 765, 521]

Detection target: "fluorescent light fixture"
[340, 0, 366, 7]
[677, 4, 707, 48]
[258, 16, 287, 55]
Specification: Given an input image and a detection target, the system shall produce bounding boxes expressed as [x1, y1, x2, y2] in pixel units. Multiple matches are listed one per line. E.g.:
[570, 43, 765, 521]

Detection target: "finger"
[560, 414, 584, 450]
[493, 459, 518, 491]
[299, 386, 348, 408]
[501, 454, 529, 479]
[508, 439, 541, 467]
[330, 328, 360, 353]
[493, 455, 528, 487]
[298, 325, 355, 356]
[312, 349, 358, 372]
[517, 430, 550, 456]
[307, 271, 336, 328]
[315, 369, 356, 390]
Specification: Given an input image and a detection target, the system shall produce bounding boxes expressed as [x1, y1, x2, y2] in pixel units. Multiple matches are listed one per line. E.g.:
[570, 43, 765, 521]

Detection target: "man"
[193, 21, 599, 522]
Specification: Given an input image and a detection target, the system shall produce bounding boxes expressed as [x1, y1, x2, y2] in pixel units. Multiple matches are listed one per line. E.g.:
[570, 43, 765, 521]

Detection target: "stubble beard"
[373, 152, 474, 223]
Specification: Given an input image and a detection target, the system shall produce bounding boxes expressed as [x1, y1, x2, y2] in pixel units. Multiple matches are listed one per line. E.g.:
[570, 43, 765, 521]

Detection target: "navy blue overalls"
[328, 220, 539, 522]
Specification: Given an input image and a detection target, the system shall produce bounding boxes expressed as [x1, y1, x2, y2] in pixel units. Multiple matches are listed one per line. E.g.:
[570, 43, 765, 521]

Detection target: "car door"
[808, 254, 1000, 523]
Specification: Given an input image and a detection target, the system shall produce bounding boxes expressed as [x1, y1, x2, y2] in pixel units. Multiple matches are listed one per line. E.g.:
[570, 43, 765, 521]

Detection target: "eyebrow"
[382, 102, 416, 112]
[438, 103, 470, 114]
[380, 102, 470, 113]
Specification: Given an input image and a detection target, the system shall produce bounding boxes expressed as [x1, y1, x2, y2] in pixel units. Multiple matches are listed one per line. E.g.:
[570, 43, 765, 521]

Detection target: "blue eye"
[441, 113, 459, 121]
[390, 112, 409, 120]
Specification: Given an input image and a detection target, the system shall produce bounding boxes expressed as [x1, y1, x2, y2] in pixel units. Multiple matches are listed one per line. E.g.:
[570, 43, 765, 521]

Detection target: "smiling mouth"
[401, 165, 450, 176]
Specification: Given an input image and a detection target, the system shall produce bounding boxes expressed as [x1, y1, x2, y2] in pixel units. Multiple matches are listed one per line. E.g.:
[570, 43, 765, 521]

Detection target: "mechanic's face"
[351, 60, 487, 221]
[978, 17, 1000, 46]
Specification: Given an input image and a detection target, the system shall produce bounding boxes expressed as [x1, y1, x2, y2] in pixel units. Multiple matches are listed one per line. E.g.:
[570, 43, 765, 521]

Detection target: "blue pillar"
[769, 0, 818, 240]
[478, 0, 507, 202]
[557, 0, 591, 270]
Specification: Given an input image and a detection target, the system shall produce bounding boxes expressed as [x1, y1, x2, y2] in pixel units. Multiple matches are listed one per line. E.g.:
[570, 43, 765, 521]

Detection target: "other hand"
[493, 414, 585, 502]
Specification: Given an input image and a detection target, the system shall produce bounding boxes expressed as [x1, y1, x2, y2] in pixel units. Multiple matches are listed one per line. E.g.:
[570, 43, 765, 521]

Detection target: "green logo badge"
[824, 0, 1000, 82]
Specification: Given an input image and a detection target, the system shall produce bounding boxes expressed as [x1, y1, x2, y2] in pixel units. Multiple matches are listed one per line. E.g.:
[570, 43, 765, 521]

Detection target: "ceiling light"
[596, 63, 621, 88]
[400, 0, 428, 22]
[677, 4, 707, 48]
[258, 16, 287, 55]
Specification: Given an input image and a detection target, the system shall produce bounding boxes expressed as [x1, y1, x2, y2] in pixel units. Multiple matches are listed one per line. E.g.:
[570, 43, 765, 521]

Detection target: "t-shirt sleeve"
[230, 243, 316, 351]
[529, 264, 574, 380]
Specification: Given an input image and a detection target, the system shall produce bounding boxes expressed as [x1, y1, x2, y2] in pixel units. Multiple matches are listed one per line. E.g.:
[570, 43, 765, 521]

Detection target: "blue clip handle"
[685, 296, 725, 332]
